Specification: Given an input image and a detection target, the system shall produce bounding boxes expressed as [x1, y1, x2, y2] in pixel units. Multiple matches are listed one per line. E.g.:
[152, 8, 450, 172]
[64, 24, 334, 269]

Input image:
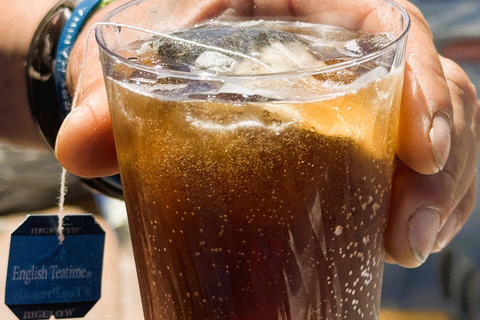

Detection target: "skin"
[0, 0, 58, 148]
[1, 0, 479, 269]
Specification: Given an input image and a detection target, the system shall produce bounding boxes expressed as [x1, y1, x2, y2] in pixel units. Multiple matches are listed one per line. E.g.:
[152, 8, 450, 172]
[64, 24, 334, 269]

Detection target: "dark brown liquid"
[106, 75, 399, 319]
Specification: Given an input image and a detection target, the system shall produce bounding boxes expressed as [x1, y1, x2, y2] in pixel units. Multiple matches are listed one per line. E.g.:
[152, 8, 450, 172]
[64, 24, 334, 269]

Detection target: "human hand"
[384, 1, 480, 268]
[55, 0, 480, 268]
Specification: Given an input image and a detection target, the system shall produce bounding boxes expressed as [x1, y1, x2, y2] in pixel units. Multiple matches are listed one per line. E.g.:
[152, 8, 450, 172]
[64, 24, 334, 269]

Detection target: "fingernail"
[408, 208, 441, 264]
[429, 112, 451, 171]
[435, 213, 458, 249]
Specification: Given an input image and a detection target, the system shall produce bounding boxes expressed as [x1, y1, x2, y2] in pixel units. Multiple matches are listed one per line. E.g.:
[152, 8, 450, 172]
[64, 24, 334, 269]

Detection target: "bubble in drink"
[104, 20, 403, 320]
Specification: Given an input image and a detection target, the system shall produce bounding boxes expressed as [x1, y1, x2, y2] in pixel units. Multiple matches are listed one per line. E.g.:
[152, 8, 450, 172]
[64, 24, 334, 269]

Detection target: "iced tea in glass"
[96, 1, 410, 319]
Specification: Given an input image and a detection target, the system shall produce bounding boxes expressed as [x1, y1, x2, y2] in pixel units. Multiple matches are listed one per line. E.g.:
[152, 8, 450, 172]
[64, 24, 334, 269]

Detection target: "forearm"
[0, 0, 57, 148]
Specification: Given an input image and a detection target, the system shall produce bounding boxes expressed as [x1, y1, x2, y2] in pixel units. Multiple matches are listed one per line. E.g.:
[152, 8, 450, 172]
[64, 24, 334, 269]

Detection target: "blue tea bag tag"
[5, 215, 105, 319]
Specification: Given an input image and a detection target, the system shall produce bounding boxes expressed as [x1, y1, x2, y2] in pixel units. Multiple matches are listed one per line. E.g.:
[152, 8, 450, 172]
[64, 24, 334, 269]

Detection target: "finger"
[439, 56, 479, 139]
[438, 57, 479, 205]
[386, 163, 452, 268]
[55, 81, 119, 177]
[386, 57, 479, 268]
[386, 107, 476, 268]
[55, 2, 131, 177]
[432, 174, 477, 253]
[428, 56, 480, 253]
[395, 1, 454, 175]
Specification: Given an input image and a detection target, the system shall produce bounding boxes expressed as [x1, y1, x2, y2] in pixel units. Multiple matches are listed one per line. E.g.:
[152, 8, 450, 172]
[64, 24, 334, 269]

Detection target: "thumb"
[55, 80, 119, 178]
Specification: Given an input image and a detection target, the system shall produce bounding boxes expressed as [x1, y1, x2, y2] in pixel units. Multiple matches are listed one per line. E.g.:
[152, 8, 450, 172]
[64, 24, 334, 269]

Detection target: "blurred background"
[1, 0, 479, 319]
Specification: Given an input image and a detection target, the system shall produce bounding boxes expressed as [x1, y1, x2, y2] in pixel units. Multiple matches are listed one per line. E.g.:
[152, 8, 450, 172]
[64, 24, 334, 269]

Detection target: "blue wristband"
[54, 0, 103, 118]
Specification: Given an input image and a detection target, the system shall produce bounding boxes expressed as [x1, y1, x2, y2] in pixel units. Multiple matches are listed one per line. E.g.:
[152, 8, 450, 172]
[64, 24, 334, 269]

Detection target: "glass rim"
[95, 0, 411, 81]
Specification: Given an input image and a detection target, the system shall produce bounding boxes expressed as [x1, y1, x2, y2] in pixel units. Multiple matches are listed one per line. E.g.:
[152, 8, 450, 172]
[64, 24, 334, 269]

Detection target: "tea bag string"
[58, 167, 68, 243]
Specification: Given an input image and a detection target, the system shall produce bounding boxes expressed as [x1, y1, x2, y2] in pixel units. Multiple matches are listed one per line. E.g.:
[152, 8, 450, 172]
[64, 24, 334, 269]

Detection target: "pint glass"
[96, 1, 410, 319]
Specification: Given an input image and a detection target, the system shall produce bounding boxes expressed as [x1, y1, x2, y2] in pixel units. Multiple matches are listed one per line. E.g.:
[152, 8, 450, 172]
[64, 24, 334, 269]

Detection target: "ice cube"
[232, 40, 325, 74]
[152, 79, 219, 98]
[342, 39, 363, 57]
[348, 66, 388, 90]
[301, 26, 391, 61]
[311, 63, 360, 85]
[137, 41, 191, 71]
[299, 24, 365, 61]
[194, 51, 237, 73]
[356, 33, 391, 54]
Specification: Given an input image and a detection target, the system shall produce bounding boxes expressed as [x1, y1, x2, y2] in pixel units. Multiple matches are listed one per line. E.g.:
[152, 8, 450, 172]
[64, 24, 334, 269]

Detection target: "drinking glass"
[96, 1, 410, 319]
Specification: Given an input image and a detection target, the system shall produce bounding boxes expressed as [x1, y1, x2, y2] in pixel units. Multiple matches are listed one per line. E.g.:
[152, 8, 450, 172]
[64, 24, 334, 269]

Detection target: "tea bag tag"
[5, 214, 105, 319]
